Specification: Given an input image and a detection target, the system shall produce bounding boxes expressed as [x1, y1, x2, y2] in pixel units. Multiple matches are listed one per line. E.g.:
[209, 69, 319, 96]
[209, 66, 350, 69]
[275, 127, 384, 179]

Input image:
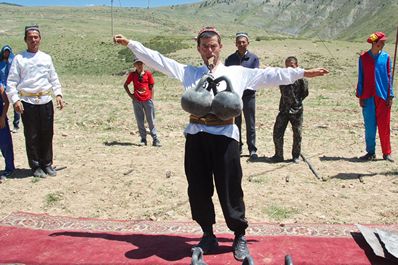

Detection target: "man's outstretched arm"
[303, 68, 329, 78]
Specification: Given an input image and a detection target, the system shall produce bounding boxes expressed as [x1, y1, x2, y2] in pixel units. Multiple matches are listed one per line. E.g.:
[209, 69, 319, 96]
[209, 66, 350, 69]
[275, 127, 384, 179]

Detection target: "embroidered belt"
[189, 114, 234, 126]
[19, 90, 51, 97]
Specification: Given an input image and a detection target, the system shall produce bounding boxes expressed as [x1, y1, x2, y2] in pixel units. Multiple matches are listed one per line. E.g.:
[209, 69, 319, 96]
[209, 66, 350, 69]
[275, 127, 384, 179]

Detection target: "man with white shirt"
[114, 27, 328, 261]
[6, 25, 64, 178]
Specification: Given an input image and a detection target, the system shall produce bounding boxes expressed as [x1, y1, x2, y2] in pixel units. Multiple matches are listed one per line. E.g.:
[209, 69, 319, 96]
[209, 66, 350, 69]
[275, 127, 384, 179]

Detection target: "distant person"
[356, 32, 394, 162]
[0, 45, 20, 133]
[0, 82, 15, 182]
[123, 57, 161, 147]
[271, 56, 308, 163]
[113, 28, 328, 261]
[225, 32, 260, 160]
[6, 25, 65, 177]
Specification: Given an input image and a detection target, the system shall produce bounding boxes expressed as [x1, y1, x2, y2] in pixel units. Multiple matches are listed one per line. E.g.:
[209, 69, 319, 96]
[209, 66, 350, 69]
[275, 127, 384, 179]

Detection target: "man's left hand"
[304, 68, 329, 78]
[56, 95, 64, 110]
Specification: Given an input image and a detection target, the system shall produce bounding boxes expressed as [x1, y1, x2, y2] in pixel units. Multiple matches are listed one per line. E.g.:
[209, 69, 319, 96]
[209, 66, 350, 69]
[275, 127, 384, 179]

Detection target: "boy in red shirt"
[124, 58, 160, 146]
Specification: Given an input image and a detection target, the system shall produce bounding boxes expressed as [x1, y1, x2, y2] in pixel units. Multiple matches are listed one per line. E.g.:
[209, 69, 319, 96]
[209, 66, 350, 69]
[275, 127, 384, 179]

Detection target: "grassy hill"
[155, 0, 398, 40]
[0, 1, 397, 76]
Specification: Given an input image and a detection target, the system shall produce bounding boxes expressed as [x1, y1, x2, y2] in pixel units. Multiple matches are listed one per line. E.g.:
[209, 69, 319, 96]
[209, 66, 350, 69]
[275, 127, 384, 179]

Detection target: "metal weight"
[181, 74, 213, 117]
[211, 76, 242, 120]
[190, 247, 208, 265]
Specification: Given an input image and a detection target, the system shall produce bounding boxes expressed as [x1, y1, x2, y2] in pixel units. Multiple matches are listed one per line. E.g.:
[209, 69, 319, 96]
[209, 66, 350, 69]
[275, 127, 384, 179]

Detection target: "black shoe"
[33, 168, 47, 178]
[192, 233, 218, 254]
[139, 139, 147, 146]
[1, 170, 14, 179]
[270, 155, 283, 163]
[292, 157, 301, 163]
[383, 154, 394, 162]
[249, 151, 258, 161]
[359, 153, 375, 161]
[0, 170, 14, 183]
[152, 139, 161, 147]
[233, 235, 250, 261]
[43, 166, 57, 176]
[11, 126, 19, 133]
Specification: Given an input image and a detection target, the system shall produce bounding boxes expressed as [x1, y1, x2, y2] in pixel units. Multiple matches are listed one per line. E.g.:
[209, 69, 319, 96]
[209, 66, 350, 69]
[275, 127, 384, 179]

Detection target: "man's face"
[285, 59, 298, 68]
[374, 39, 385, 50]
[235, 36, 249, 54]
[134, 61, 144, 72]
[3, 50, 10, 60]
[197, 35, 222, 67]
[25, 31, 41, 52]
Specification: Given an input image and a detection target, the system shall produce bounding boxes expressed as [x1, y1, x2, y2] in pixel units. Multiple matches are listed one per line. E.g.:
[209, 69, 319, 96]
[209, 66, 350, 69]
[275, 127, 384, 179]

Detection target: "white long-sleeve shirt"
[6, 50, 62, 105]
[127, 41, 305, 141]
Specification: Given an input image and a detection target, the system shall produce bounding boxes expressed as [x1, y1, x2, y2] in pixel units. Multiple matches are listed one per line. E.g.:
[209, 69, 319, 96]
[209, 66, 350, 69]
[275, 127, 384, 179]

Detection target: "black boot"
[233, 234, 250, 261]
[192, 233, 218, 254]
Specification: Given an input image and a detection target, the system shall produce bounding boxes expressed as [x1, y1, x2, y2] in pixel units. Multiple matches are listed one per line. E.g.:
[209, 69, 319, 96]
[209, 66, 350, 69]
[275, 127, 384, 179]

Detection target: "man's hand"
[0, 116, 5, 129]
[387, 96, 393, 108]
[303, 68, 329, 78]
[359, 98, 365, 107]
[56, 95, 64, 110]
[113, 34, 129, 46]
[14, 100, 24, 114]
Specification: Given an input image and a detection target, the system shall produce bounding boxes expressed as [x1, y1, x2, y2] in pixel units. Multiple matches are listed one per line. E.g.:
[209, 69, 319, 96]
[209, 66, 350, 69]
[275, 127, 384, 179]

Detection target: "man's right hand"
[0, 117, 5, 129]
[113, 34, 129, 46]
[14, 100, 24, 114]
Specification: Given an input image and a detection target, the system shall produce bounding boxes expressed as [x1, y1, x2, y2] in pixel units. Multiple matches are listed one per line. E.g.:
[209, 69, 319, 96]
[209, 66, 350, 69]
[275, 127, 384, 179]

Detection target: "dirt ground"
[0, 39, 397, 227]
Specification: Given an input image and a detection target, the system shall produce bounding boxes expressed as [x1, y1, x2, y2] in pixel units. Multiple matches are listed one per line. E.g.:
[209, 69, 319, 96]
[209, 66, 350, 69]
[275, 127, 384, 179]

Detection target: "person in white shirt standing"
[6, 25, 64, 178]
[114, 27, 328, 262]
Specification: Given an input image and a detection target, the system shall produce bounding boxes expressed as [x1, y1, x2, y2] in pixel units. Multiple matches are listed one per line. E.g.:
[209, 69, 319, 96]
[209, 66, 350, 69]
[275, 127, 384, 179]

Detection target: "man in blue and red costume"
[356, 31, 394, 162]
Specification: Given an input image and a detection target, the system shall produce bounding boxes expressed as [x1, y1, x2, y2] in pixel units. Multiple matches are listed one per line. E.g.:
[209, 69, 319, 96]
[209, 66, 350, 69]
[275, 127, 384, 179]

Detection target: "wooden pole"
[300, 154, 322, 181]
[392, 26, 398, 82]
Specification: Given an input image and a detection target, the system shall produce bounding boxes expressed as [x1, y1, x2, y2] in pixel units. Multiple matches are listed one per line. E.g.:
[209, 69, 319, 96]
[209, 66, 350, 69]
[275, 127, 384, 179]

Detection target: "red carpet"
[0, 212, 397, 265]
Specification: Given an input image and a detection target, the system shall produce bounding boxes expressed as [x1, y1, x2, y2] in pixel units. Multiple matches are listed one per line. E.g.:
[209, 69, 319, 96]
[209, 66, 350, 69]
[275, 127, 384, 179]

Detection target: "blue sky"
[2, 0, 201, 8]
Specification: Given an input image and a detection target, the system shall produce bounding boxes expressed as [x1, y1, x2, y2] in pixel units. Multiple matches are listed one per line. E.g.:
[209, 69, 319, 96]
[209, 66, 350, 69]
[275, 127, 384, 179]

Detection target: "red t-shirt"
[125, 70, 155, 102]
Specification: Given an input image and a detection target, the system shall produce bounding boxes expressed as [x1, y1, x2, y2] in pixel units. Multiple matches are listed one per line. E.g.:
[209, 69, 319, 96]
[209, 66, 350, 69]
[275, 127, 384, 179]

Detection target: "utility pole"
[147, 0, 150, 9]
[111, 0, 114, 37]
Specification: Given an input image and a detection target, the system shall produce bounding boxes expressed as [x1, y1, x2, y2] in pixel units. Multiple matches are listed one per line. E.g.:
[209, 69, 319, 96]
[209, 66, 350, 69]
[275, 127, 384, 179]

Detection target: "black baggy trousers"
[21, 101, 54, 169]
[184, 132, 248, 235]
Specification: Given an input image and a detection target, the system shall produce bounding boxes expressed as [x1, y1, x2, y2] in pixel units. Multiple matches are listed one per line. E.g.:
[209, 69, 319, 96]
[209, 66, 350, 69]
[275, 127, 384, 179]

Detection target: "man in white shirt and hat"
[114, 27, 328, 261]
[6, 25, 64, 178]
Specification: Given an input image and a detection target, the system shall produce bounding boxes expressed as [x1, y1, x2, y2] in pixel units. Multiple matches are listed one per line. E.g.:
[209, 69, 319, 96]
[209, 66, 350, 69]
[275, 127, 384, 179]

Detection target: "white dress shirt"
[6, 50, 62, 105]
[128, 41, 304, 141]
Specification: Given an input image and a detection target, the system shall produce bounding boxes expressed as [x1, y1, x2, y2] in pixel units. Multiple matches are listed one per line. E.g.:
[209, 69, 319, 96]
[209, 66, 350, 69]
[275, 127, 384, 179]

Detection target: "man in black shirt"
[225, 32, 260, 160]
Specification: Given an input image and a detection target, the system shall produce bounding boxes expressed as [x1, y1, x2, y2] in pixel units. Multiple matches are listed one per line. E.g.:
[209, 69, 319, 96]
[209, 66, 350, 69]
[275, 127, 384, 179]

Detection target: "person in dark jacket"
[271, 56, 308, 163]
[0, 45, 20, 132]
[0, 81, 15, 181]
[225, 32, 260, 160]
